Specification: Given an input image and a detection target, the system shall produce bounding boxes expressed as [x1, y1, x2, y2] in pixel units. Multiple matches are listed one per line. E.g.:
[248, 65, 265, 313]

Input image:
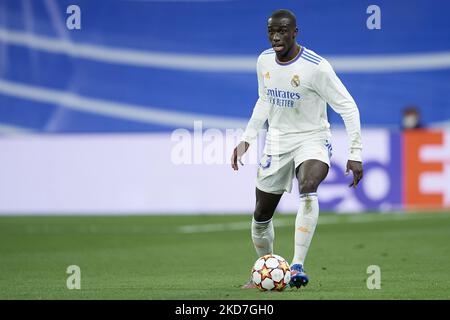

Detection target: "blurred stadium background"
[0, 0, 449, 215]
[2, 0, 450, 301]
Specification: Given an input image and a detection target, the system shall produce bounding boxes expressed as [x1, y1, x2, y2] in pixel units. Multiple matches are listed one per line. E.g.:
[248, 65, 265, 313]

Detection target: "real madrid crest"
[291, 74, 300, 87]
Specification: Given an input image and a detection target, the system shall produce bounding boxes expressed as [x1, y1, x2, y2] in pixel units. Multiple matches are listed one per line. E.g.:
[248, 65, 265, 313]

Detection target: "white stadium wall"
[0, 128, 449, 215]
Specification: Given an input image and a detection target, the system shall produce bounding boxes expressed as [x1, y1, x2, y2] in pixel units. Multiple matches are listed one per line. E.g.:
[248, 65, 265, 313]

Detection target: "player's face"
[267, 17, 297, 56]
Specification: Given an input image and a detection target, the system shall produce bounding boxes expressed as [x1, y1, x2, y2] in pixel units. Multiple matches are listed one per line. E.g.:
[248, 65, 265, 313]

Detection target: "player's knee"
[254, 204, 274, 222]
[299, 178, 319, 193]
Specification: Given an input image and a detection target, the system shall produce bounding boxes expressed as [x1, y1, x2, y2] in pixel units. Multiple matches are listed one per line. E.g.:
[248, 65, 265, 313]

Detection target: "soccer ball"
[251, 254, 291, 291]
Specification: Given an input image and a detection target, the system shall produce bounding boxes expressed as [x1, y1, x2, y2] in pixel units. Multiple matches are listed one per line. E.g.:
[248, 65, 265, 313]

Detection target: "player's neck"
[276, 44, 301, 63]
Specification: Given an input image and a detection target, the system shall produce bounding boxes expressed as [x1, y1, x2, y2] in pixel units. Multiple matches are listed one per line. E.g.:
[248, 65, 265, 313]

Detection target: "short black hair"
[269, 9, 297, 27]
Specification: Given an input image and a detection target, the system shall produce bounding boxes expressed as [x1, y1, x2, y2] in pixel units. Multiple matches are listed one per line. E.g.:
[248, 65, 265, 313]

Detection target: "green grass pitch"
[1, 212, 450, 299]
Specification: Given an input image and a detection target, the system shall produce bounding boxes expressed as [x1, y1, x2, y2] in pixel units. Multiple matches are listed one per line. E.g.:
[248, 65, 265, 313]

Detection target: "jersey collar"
[275, 46, 303, 66]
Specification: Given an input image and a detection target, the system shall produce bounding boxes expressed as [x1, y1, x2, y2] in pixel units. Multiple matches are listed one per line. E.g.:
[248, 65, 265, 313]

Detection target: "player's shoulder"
[259, 47, 276, 57]
[300, 47, 333, 72]
[257, 48, 276, 64]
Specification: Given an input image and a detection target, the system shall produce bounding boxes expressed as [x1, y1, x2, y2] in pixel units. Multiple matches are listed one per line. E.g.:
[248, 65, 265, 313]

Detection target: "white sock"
[292, 192, 319, 266]
[251, 218, 274, 257]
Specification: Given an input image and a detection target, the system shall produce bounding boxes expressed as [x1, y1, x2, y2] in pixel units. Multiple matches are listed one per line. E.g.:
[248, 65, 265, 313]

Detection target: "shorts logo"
[259, 155, 272, 169]
[291, 74, 300, 87]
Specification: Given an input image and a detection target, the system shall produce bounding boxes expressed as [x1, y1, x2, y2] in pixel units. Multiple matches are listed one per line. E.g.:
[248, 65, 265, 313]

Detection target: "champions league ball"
[251, 254, 291, 291]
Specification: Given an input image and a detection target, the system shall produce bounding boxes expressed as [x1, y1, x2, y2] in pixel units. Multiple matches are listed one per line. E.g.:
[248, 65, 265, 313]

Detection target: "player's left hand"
[345, 160, 363, 188]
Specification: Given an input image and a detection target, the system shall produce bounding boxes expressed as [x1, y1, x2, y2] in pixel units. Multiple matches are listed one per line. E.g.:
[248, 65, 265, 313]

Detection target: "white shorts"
[255, 138, 332, 194]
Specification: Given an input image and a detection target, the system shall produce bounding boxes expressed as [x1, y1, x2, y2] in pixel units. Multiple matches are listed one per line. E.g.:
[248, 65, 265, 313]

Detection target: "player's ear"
[294, 27, 298, 38]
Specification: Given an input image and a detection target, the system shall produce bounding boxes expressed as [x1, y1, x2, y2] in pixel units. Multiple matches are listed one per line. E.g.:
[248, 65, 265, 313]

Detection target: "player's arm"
[231, 99, 270, 170]
[313, 60, 363, 187]
[231, 57, 270, 171]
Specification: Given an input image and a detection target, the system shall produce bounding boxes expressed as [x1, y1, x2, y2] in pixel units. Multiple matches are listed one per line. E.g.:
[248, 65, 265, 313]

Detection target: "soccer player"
[231, 9, 363, 289]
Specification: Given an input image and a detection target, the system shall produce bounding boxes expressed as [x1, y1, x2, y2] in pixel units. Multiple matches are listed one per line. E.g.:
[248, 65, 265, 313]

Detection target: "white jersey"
[241, 46, 362, 162]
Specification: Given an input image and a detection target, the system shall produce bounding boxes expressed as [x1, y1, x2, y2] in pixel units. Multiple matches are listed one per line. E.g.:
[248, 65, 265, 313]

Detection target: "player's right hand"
[231, 141, 250, 171]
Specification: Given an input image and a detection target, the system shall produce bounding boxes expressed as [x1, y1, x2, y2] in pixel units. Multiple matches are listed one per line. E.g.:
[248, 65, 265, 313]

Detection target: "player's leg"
[251, 188, 283, 257]
[290, 159, 329, 288]
[251, 153, 293, 258]
[242, 153, 293, 289]
[242, 188, 283, 289]
[293, 159, 328, 264]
